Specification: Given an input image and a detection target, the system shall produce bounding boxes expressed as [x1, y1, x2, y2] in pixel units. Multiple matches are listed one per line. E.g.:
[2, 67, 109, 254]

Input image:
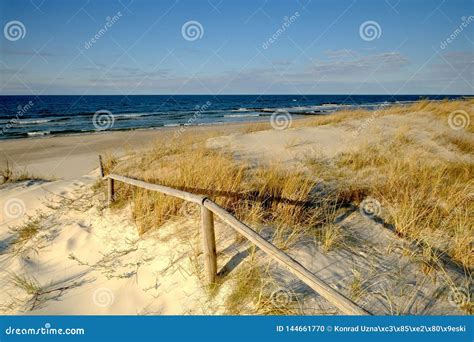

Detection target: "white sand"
[0, 123, 256, 180]
[207, 111, 469, 167]
[0, 172, 228, 314]
[0, 130, 164, 180]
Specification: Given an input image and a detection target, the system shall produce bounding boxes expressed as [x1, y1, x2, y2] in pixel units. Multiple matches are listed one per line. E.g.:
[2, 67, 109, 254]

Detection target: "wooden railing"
[100, 161, 369, 315]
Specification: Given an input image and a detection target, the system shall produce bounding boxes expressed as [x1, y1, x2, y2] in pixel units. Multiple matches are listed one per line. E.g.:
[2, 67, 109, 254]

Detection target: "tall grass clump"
[302, 99, 473, 268]
[107, 134, 319, 245]
[0, 162, 36, 185]
[307, 138, 473, 269]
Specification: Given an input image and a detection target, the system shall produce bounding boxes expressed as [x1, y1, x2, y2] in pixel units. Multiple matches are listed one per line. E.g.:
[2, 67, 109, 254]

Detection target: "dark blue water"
[0, 95, 466, 139]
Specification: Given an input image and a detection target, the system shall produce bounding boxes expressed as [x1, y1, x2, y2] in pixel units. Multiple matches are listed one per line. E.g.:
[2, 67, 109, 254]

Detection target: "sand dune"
[1, 103, 472, 315]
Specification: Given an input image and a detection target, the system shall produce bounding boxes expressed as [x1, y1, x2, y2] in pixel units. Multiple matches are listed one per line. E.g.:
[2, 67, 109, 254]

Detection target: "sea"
[0, 95, 467, 140]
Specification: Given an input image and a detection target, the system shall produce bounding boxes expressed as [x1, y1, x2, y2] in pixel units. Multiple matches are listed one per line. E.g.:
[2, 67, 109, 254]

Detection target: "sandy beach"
[1, 100, 472, 315]
[2, 1, 473, 340]
[0, 123, 258, 180]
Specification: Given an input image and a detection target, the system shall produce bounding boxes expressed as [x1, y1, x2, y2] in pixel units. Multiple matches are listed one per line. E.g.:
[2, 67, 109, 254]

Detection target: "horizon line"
[0, 94, 472, 97]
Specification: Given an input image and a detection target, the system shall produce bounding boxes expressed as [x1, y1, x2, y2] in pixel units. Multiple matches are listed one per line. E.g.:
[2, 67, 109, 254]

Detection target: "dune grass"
[110, 99, 472, 252]
[439, 132, 474, 154]
[220, 250, 303, 315]
[6, 272, 81, 312]
[9, 273, 41, 296]
[100, 98, 473, 313]
[308, 155, 473, 269]
[305, 99, 473, 269]
[295, 98, 474, 132]
[9, 216, 44, 254]
[97, 134, 326, 313]
[105, 139, 322, 251]
[0, 161, 36, 185]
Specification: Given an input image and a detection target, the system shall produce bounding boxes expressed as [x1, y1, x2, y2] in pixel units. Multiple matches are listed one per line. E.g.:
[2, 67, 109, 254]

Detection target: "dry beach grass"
[104, 99, 473, 269]
[1, 99, 472, 315]
[95, 99, 472, 314]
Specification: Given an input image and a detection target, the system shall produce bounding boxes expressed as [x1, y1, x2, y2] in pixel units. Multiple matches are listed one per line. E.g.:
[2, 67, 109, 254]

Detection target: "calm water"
[0, 95, 466, 140]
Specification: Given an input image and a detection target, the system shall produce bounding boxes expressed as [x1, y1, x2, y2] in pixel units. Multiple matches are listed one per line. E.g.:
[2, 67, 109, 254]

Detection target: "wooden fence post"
[98, 155, 104, 178]
[200, 205, 217, 285]
[108, 178, 115, 206]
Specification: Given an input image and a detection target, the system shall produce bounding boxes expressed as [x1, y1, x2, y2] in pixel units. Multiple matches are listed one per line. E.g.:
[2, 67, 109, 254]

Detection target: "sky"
[0, 0, 473, 95]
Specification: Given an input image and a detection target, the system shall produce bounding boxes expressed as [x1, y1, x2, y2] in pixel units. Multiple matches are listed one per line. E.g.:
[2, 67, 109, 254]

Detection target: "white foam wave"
[224, 114, 260, 118]
[27, 131, 51, 137]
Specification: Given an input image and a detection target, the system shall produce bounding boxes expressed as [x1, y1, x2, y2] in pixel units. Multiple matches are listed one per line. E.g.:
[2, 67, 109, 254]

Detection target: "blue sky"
[0, 0, 473, 94]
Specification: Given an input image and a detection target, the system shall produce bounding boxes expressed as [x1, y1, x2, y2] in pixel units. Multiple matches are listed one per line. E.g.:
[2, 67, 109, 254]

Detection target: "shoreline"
[0, 117, 274, 143]
[2, 96, 467, 142]
[0, 116, 272, 141]
[0, 120, 271, 180]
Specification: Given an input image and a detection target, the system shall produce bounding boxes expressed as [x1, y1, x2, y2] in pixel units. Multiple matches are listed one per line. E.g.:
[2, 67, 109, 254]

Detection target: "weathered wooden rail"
[100, 162, 369, 315]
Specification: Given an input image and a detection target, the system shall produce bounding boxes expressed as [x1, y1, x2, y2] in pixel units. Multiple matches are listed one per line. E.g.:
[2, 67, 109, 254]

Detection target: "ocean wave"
[18, 119, 52, 125]
[256, 108, 277, 113]
[27, 131, 51, 137]
[114, 112, 157, 119]
[394, 100, 419, 104]
[0, 118, 53, 125]
[224, 113, 260, 118]
[17, 117, 71, 125]
[72, 111, 158, 118]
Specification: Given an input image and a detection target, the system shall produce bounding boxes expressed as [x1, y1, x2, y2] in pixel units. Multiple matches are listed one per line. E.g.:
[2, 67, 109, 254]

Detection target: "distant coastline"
[0, 95, 469, 140]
